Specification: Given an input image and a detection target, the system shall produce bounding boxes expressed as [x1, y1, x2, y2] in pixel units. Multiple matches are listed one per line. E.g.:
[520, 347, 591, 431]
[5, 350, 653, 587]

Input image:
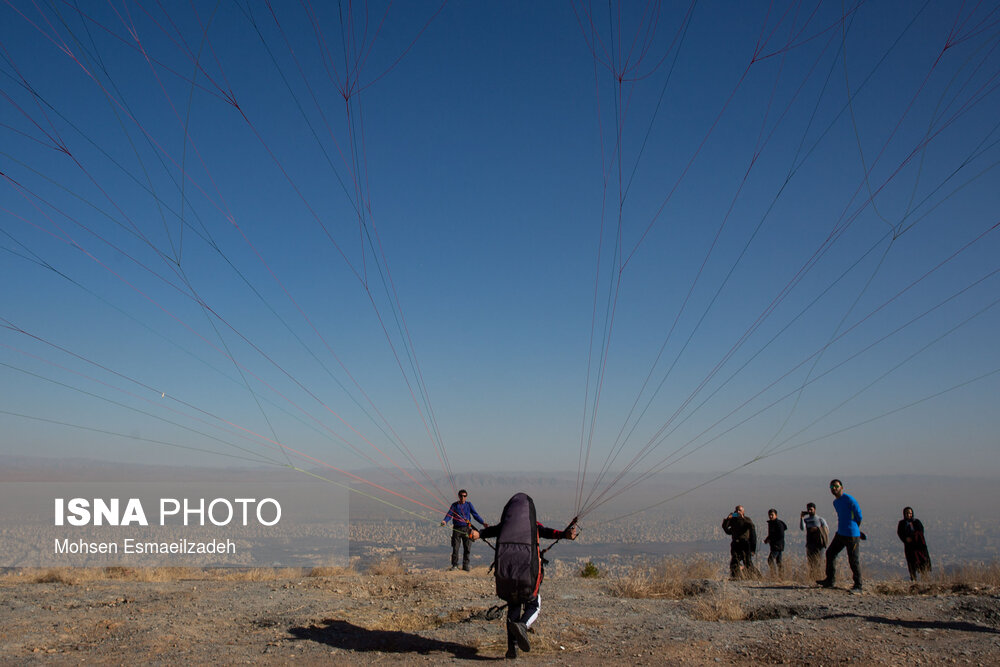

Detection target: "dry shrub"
[307, 565, 353, 577]
[24, 568, 114, 584]
[218, 567, 303, 581]
[935, 561, 1000, 587]
[683, 558, 718, 579]
[368, 556, 405, 576]
[741, 553, 819, 584]
[102, 566, 201, 581]
[14, 566, 316, 583]
[608, 557, 720, 599]
[29, 568, 79, 584]
[872, 561, 1000, 595]
[308, 556, 357, 577]
[689, 585, 747, 621]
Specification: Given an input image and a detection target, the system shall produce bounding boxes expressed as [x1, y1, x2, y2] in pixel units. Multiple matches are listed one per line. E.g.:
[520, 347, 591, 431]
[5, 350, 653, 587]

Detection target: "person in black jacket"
[763, 508, 788, 579]
[470, 493, 577, 659]
[897, 506, 932, 580]
[722, 505, 759, 579]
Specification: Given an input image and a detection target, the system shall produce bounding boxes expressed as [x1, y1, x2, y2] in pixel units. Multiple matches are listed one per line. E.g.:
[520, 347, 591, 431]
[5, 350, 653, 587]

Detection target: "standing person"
[721, 505, 758, 579]
[469, 493, 577, 659]
[441, 489, 487, 571]
[897, 506, 932, 581]
[800, 502, 829, 579]
[817, 479, 863, 593]
[763, 509, 787, 578]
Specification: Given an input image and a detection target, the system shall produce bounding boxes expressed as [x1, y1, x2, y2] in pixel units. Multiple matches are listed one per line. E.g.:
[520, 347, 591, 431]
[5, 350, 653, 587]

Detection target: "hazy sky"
[2, 2, 999, 520]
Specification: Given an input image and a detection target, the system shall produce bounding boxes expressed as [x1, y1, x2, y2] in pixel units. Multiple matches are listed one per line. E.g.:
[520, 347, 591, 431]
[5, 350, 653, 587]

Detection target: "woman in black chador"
[896, 506, 931, 580]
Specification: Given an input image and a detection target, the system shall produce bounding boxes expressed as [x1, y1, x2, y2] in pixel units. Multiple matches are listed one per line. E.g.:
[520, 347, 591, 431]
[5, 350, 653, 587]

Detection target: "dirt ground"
[1, 567, 998, 665]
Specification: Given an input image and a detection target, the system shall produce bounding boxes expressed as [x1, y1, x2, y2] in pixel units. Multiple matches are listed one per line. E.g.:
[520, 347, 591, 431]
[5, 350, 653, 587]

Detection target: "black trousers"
[450, 526, 471, 567]
[505, 595, 541, 653]
[507, 595, 540, 627]
[729, 539, 756, 577]
[825, 533, 862, 587]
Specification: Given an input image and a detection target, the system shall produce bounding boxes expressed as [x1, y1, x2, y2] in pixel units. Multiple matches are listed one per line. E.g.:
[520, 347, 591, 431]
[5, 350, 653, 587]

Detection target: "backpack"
[493, 493, 541, 603]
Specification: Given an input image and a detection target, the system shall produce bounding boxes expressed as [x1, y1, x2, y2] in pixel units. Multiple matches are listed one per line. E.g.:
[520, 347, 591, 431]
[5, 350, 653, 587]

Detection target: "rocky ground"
[1, 566, 998, 664]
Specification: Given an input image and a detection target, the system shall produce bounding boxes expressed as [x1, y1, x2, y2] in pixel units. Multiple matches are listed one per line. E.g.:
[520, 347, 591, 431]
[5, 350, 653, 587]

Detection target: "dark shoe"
[462, 564, 471, 572]
[850, 585, 863, 595]
[505, 622, 518, 658]
[509, 621, 530, 652]
[449, 565, 458, 571]
[816, 578, 834, 588]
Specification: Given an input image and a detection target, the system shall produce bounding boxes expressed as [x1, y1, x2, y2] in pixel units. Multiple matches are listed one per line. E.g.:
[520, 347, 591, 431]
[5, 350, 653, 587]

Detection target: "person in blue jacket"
[441, 489, 487, 571]
[817, 478, 864, 593]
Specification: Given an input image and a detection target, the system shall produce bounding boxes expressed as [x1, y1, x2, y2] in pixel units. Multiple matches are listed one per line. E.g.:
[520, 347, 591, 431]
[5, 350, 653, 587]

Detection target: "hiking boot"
[509, 621, 531, 652]
[816, 578, 834, 588]
[505, 622, 518, 658]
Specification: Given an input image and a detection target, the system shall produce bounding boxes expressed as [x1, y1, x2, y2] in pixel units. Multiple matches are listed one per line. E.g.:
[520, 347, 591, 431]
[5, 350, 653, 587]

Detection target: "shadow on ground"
[289, 619, 495, 660]
[824, 612, 1000, 634]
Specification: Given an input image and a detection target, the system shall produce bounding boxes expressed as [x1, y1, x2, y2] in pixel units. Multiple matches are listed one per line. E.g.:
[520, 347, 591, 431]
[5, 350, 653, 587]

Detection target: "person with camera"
[721, 505, 758, 579]
[799, 502, 829, 578]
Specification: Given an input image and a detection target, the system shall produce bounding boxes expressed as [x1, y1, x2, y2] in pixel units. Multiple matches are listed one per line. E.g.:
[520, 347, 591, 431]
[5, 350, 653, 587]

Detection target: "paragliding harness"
[481, 493, 578, 620]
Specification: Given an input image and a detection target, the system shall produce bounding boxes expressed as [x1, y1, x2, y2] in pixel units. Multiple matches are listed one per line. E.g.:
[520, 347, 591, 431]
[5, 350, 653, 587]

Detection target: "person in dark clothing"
[897, 506, 932, 580]
[441, 489, 487, 571]
[721, 505, 759, 579]
[763, 508, 787, 578]
[469, 493, 577, 659]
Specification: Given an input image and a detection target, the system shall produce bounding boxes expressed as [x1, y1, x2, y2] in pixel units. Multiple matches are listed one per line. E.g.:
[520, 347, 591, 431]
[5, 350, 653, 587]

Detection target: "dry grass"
[307, 565, 354, 577]
[607, 557, 720, 599]
[5, 566, 325, 584]
[688, 584, 747, 621]
[766, 554, 823, 585]
[217, 567, 305, 581]
[934, 561, 1000, 587]
[872, 561, 1000, 595]
[26, 568, 83, 584]
[20, 567, 194, 584]
[367, 556, 406, 576]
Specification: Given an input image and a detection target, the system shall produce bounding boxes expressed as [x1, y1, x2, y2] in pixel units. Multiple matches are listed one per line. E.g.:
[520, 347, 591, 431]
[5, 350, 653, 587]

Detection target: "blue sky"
[2, 1, 999, 518]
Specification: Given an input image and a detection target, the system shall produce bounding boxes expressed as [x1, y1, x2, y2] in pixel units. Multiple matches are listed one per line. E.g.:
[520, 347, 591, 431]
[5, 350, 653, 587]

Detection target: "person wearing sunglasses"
[442, 489, 487, 571]
[817, 479, 863, 593]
